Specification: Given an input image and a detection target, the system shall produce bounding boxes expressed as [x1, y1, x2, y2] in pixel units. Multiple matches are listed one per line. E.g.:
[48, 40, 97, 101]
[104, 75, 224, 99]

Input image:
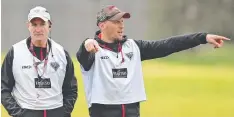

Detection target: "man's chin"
[32, 36, 46, 40]
[117, 36, 123, 40]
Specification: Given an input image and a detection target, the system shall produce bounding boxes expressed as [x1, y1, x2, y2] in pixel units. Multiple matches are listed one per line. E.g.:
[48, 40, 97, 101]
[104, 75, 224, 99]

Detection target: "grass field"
[1, 47, 234, 117]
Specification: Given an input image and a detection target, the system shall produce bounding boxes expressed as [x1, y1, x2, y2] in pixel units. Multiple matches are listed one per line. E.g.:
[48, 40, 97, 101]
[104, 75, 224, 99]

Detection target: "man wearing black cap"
[76, 5, 230, 117]
[1, 6, 77, 117]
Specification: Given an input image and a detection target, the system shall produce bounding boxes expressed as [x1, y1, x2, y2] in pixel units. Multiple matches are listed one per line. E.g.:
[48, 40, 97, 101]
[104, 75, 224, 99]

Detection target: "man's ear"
[99, 22, 105, 29]
[48, 21, 52, 28]
[27, 21, 30, 29]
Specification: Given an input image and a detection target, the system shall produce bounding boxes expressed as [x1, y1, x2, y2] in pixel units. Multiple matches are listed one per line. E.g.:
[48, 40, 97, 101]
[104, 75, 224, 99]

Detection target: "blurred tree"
[148, 0, 234, 43]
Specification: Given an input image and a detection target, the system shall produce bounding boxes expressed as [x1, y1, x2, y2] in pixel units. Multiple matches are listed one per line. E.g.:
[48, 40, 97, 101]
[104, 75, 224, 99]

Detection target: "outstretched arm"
[134, 33, 230, 61]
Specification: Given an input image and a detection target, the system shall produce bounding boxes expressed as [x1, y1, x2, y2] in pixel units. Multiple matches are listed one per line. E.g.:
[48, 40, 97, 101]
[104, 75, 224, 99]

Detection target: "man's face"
[28, 18, 50, 41]
[103, 18, 124, 40]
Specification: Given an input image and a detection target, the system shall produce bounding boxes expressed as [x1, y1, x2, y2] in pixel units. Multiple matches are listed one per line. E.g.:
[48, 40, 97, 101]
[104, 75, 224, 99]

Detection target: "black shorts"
[89, 102, 140, 117]
[14, 106, 66, 117]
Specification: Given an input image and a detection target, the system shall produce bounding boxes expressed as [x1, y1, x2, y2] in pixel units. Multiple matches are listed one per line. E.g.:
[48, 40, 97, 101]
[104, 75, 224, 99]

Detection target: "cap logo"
[28, 6, 51, 22]
[34, 9, 40, 13]
[108, 5, 116, 10]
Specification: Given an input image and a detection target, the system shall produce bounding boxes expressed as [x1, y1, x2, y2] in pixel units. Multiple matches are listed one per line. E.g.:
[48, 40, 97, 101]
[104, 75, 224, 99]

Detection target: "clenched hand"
[84, 39, 100, 53]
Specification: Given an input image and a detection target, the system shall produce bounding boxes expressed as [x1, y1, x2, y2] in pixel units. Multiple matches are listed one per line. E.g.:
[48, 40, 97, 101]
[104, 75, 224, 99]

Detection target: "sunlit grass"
[2, 58, 234, 117]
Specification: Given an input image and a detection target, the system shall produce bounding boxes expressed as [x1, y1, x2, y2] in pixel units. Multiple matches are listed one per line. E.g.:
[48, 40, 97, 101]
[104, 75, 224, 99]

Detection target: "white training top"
[81, 39, 146, 107]
[12, 39, 67, 110]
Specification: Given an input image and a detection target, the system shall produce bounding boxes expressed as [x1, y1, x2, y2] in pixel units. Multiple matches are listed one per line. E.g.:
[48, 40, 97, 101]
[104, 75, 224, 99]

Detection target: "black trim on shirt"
[62, 50, 78, 117]
[1, 47, 26, 116]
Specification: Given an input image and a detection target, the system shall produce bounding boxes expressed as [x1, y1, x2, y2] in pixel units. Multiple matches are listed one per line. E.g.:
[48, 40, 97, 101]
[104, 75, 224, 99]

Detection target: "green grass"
[155, 45, 234, 66]
[1, 47, 234, 117]
[141, 61, 234, 117]
[2, 59, 234, 117]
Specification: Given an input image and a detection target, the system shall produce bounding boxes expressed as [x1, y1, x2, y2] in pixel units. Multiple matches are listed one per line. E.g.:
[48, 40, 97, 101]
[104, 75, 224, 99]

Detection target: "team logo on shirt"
[50, 62, 60, 71]
[125, 52, 133, 60]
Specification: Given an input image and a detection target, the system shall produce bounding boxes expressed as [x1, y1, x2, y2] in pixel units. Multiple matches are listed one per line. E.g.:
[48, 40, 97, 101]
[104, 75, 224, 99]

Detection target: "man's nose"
[119, 24, 124, 29]
[35, 26, 42, 32]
